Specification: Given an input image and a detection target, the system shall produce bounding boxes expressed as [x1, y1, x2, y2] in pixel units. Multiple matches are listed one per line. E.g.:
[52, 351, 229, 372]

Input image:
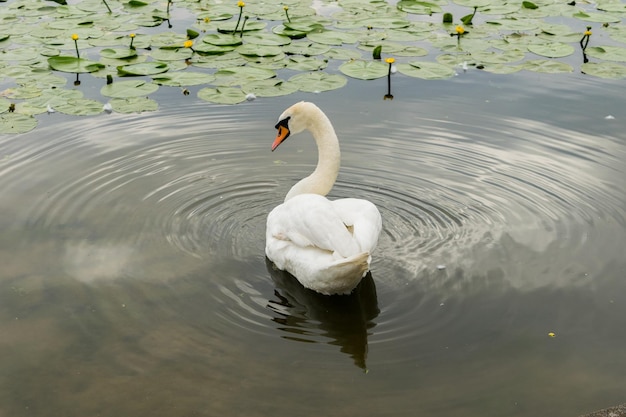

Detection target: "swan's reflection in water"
[265, 258, 379, 370]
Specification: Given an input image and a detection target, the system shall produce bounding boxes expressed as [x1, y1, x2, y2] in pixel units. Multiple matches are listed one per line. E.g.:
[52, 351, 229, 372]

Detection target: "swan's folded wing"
[267, 194, 361, 258]
[331, 198, 382, 253]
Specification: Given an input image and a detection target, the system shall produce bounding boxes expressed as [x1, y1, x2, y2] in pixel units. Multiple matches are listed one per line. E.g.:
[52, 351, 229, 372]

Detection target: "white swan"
[265, 102, 382, 295]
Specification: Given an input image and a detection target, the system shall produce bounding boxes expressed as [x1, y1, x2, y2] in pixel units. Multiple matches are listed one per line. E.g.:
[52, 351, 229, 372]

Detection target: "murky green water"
[1, 71, 625, 416]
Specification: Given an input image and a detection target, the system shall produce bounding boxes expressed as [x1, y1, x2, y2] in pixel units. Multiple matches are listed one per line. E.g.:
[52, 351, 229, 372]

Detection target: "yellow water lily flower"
[204, 17, 210, 23]
[184, 40, 194, 48]
[455, 26, 465, 35]
[385, 57, 395, 64]
[283, 5, 288, 10]
[237, 1, 245, 7]
[129, 33, 136, 38]
[71, 33, 79, 40]
[548, 332, 556, 337]
[584, 30, 592, 36]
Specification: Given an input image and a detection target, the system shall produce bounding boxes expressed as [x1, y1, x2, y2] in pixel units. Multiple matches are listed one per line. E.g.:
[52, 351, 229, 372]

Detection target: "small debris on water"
[103, 102, 113, 114]
[548, 332, 555, 337]
[437, 264, 446, 270]
[605, 115, 615, 120]
[245, 93, 256, 101]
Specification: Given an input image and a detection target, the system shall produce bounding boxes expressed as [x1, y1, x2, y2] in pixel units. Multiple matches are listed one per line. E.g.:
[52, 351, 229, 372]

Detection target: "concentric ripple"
[2, 90, 625, 372]
[326, 106, 626, 292]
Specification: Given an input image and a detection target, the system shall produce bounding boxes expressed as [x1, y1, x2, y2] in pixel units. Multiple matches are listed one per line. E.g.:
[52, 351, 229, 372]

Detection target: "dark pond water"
[1, 70, 625, 417]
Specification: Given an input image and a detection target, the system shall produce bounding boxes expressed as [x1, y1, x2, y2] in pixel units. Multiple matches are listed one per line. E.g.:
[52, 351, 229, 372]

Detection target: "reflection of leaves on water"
[266, 258, 379, 370]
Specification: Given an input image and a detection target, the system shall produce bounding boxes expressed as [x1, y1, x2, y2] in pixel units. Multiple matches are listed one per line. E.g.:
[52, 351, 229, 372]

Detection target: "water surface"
[1, 71, 625, 417]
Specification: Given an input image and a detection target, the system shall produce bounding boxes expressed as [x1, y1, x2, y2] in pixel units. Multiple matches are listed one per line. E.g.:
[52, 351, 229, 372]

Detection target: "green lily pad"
[471, 49, 525, 64]
[4, 85, 42, 99]
[243, 54, 287, 70]
[487, 18, 540, 31]
[150, 32, 188, 47]
[339, 60, 388, 80]
[283, 20, 325, 33]
[54, 98, 103, 115]
[597, 2, 626, 13]
[243, 32, 292, 46]
[100, 80, 159, 98]
[282, 41, 331, 56]
[109, 97, 158, 113]
[453, 0, 491, 6]
[289, 72, 348, 92]
[272, 24, 308, 39]
[585, 46, 626, 63]
[100, 48, 138, 59]
[202, 34, 243, 46]
[198, 87, 247, 104]
[397, 61, 457, 79]
[193, 43, 237, 55]
[521, 59, 572, 73]
[397, 0, 443, 14]
[479, 63, 523, 74]
[242, 79, 299, 97]
[150, 47, 193, 61]
[436, 53, 475, 67]
[14, 89, 83, 115]
[192, 52, 247, 69]
[213, 66, 276, 86]
[152, 71, 215, 86]
[89, 33, 150, 49]
[0, 113, 38, 134]
[324, 48, 362, 60]
[581, 62, 626, 79]
[48, 56, 105, 73]
[385, 29, 432, 42]
[217, 21, 267, 33]
[572, 11, 621, 23]
[479, 3, 520, 14]
[607, 25, 626, 44]
[307, 30, 358, 45]
[117, 61, 169, 76]
[527, 42, 574, 58]
[285, 56, 328, 71]
[236, 44, 283, 57]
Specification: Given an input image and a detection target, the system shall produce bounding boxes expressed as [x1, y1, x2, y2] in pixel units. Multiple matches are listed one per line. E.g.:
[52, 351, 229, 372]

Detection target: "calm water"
[1, 71, 625, 417]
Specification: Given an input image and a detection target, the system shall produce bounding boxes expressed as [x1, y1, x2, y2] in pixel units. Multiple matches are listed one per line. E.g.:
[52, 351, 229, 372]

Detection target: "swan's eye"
[274, 116, 290, 130]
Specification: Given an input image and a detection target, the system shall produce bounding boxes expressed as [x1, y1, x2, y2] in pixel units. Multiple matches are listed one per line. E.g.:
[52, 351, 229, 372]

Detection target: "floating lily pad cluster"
[1, 0, 626, 132]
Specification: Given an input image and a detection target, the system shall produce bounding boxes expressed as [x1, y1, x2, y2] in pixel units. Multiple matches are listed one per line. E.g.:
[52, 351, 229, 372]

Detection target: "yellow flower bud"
[204, 17, 210, 23]
[283, 5, 288, 10]
[385, 57, 395, 64]
[184, 40, 194, 48]
[584, 30, 592, 36]
[237, 1, 245, 7]
[129, 33, 136, 38]
[455, 26, 465, 35]
[71, 33, 79, 41]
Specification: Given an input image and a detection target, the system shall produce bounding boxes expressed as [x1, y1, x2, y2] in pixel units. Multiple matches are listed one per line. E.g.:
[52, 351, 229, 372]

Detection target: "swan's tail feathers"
[316, 252, 370, 295]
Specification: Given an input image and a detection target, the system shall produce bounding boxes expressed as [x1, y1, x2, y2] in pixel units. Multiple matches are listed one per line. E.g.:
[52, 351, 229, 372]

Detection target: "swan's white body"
[265, 102, 382, 295]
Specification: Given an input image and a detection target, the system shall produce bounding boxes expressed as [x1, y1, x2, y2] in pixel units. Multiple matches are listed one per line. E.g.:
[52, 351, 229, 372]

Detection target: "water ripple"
[1, 97, 625, 365]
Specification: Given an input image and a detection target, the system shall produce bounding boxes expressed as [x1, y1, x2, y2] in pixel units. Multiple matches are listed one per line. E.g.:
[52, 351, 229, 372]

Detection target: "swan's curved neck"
[285, 108, 340, 201]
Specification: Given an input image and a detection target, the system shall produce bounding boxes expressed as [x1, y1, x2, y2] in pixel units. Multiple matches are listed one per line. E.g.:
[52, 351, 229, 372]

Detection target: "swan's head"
[272, 101, 318, 151]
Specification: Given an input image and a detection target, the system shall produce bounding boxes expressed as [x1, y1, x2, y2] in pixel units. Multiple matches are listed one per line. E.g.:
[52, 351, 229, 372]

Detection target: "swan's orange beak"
[272, 125, 290, 151]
